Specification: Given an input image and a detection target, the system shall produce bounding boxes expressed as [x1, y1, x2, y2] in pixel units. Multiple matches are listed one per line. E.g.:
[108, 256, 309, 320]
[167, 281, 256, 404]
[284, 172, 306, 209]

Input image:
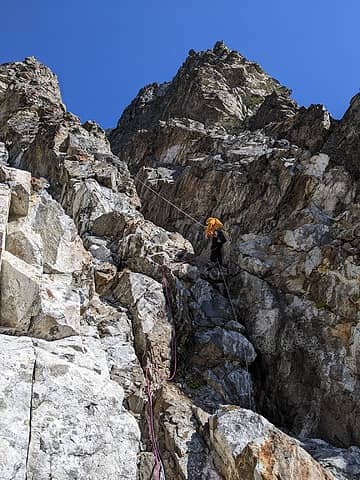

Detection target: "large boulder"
[30, 191, 92, 275]
[208, 407, 335, 480]
[0, 251, 81, 339]
[61, 178, 141, 237]
[0, 334, 140, 480]
[116, 219, 193, 280]
[6, 195, 92, 273]
[0, 165, 31, 217]
[155, 384, 218, 480]
[113, 270, 172, 380]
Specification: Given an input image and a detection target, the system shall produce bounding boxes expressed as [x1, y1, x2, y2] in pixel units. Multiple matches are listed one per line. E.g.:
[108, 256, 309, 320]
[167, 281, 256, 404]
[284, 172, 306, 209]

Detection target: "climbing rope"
[135, 174, 254, 464]
[134, 174, 205, 228]
[217, 260, 253, 410]
[161, 266, 178, 381]
[145, 366, 166, 480]
[217, 260, 237, 325]
[144, 267, 178, 480]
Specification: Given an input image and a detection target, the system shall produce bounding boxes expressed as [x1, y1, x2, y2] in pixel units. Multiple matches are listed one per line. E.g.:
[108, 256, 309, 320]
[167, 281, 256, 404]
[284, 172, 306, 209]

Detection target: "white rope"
[134, 175, 205, 228]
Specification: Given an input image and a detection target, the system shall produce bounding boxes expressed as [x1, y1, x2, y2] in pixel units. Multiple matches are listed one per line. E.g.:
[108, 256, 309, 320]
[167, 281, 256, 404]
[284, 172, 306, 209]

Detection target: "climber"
[205, 217, 227, 266]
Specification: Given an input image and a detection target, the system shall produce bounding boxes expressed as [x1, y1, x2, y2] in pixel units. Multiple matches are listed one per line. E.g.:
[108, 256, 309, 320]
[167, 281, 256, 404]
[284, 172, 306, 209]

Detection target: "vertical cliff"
[0, 45, 359, 480]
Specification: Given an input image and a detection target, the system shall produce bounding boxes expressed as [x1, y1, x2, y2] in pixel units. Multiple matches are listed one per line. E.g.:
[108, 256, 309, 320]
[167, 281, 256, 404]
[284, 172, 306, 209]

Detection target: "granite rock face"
[109, 40, 360, 471]
[0, 52, 257, 479]
[208, 407, 336, 480]
[0, 43, 359, 480]
[0, 176, 92, 340]
[0, 334, 140, 480]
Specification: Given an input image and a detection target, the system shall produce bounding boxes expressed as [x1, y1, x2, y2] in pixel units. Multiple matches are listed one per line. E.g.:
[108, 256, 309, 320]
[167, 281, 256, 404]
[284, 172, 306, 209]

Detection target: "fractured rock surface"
[208, 407, 335, 480]
[0, 43, 359, 480]
[110, 41, 360, 453]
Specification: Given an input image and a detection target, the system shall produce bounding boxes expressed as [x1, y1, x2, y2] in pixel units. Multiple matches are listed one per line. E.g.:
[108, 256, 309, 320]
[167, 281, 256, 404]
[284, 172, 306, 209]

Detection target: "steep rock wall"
[0, 47, 358, 480]
[109, 42, 360, 450]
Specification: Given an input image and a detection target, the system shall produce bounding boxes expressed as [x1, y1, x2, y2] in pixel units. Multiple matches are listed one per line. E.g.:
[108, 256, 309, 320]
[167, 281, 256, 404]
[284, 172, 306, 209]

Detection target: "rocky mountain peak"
[109, 43, 292, 157]
[189, 40, 234, 59]
[24, 55, 42, 65]
[1, 46, 360, 480]
[323, 92, 360, 177]
[212, 39, 231, 56]
[0, 56, 62, 102]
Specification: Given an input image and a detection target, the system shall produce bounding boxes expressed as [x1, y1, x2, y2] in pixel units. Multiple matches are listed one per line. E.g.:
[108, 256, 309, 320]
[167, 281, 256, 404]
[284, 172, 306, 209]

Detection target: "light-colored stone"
[0, 335, 35, 480]
[27, 336, 140, 480]
[116, 219, 193, 280]
[0, 251, 81, 340]
[32, 191, 92, 275]
[0, 142, 8, 164]
[303, 153, 329, 178]
[1, 251, 41, 330]
[209, 407, 335, 480]
[283, 224, 330, 252]
[0, 165, 31, 217]
[4, 189, 94, 328]
[0, 334, 140, 480]
[155, 384, 213, 480]
[88, 297, 145, 412]
[62, 178, 141, 236]
[5, 188, 92, 275]
[6, 219, 43, 267]
[113, 270, 171, 381]
[0, 184, 10, 269]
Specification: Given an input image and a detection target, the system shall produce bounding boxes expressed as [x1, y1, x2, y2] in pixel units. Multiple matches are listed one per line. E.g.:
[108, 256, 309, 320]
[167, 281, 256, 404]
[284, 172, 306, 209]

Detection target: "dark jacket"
[210, 230, 227, 264]
[211, 230, 227, 250]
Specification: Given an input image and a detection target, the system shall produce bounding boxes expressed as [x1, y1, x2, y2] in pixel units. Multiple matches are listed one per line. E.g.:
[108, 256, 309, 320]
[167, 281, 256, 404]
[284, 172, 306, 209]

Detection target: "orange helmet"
[205, 217, 224, 238]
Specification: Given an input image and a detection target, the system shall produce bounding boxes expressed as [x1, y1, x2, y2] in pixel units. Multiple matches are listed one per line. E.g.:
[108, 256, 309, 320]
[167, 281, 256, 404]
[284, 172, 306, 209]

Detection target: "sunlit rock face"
[110, 41, 360, 456]
[0, 42, 359, 480]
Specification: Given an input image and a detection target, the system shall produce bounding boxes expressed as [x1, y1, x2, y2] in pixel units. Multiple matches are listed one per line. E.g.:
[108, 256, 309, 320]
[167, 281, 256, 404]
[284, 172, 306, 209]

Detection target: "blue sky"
[1, 0, 359, 128]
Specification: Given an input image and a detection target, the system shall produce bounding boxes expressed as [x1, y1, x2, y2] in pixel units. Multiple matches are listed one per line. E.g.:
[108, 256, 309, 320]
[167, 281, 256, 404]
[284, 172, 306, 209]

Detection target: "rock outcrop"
[0, 43, 359, 479]
[109, 41, 360, 474]
[323, 93, 360, 178]
[208, 407, 336, 480]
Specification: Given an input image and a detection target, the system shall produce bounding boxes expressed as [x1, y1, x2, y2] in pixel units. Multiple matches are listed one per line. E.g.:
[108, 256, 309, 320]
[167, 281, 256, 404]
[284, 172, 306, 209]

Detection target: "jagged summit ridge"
[109, 41, 338, 175]
[109, 41, 292, 154]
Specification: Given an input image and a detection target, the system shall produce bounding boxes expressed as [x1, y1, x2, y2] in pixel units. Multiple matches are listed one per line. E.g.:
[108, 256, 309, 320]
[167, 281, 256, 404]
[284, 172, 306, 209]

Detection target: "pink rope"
[161, 267, 177, 381]
[145, 366, 162, 480]
[143, 266, 177, 480]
